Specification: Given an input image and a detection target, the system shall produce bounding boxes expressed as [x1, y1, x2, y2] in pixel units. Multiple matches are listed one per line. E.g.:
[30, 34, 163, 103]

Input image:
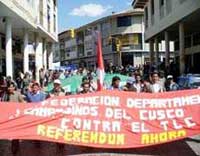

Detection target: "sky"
[58, 0, 133, 33]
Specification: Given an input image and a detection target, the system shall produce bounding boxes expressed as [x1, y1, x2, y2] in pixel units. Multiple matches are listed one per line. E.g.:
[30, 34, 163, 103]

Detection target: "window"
[39, 0, 44, 26]
[144, 7, 148, 28]
[101, 22, 111, 37]
[160, 0, 164, 18]
[119, 34, 142, 50]
[174, 41, 179, 51]
[185, 36, 191, 48]
[94, 26, 98, 31]
[117, 16, 132, 27]
[193, 32, 200, 46]
[1, 37, 5, 50]
[47, 5, 50, 21]
[53, 0, 56, 10]
[47, 5, 51, 32]
[160, 0, 164, 6]
[54, 14, 56, 32]
[166, 0, 172, 14]
[151, 0, 155, 25]
[85, 29, 92, 36]
[151, 0, 155, 15]
[85, 41, 93, 50]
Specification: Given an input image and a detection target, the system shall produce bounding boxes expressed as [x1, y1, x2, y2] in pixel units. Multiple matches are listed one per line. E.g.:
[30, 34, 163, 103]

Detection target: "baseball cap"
[54, 79, 61, 85]
[167, 75, 173, 79]
[126, 77, 135, 84]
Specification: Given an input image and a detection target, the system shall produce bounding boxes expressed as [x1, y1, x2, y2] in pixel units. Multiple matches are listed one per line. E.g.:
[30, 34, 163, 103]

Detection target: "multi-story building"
[59, 9, 173, 69]
[0, 0, 58, 81]
[132, 0, 200, 74]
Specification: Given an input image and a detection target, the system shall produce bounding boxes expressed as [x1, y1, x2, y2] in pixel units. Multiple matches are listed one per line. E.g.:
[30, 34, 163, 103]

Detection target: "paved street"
[0, 136, 199, 156]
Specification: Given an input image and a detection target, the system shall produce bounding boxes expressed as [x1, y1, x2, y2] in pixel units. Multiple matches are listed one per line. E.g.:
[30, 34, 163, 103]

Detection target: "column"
[35, 34, 43, 82]
[165, 31, 170, 68]
[43, 38, 47, 70]
[118, 51, 122, 66]
[5, 17, 13, 78]
[149, 40, 154, 65]
[48, 43, 54, 69]
[23, 29, 29, 73]
[155, 37, 159, 66]
[179, 23, 185, 74]
[141, 17, 145, 51]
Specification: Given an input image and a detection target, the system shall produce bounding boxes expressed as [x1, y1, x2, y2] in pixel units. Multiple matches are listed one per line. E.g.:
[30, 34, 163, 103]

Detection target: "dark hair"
[82, 82, 90, 88]
[7, 82, 16, 89]
[135, 73, 141, 77]
[151, 70, 159, 77]
[112, 76, 121, 82]
[32, 82, 40, 87]
[112, 76, 120, 86]
[82, 76, 89, 82]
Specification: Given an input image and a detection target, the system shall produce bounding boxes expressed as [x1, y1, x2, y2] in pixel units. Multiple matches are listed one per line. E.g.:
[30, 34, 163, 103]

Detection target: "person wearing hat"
[26, 82, 47, 102]
[166, 75, 179, 91]
[49, 79, 66, 151]
[49, 79, 65, 97]
[123, 77, 135, 91]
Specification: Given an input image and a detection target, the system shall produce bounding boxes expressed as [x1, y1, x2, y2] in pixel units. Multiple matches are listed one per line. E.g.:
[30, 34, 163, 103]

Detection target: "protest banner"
[0, 90, 199, 148]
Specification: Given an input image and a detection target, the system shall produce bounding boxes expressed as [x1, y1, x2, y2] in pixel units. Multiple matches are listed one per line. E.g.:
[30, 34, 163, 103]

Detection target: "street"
[0, 136, 199, 156]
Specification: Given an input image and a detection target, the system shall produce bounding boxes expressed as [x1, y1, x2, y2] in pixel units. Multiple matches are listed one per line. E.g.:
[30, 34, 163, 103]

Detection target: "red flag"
[96, 31, 105, 91]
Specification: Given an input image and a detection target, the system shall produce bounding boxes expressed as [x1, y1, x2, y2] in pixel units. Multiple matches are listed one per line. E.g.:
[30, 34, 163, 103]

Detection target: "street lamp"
[108, 36, 122, 66]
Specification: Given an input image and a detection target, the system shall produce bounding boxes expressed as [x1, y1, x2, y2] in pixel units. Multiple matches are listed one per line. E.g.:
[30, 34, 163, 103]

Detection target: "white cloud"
[70, 3, 112, 17]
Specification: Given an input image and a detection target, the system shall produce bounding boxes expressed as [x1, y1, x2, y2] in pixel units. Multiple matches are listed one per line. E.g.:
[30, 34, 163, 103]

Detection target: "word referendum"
[37, 124, 125, 145]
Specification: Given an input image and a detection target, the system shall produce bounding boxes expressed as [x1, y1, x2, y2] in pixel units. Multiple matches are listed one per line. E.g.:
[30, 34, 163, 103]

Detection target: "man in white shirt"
[148, 71, 165, 93]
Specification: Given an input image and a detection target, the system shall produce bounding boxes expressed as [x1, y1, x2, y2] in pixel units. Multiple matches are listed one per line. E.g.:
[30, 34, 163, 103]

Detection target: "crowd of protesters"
[0, 61, 186, 155]
[0, 62, 180, 103]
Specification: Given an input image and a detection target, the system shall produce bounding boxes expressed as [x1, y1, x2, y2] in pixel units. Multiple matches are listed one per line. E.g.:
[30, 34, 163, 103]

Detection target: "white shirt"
[152, 83, 161, 93]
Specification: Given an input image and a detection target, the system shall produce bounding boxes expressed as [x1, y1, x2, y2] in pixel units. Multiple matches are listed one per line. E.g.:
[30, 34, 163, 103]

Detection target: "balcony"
[121, 44, 142, 51]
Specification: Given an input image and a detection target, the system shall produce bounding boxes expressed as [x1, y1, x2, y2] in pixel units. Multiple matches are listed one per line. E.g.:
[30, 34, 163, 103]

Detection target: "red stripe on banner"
[0, 90, 199, 148]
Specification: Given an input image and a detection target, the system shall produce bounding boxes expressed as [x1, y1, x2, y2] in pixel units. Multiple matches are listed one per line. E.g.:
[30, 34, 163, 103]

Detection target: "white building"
[0, 0, 58, 81]
[59, 9, 173, 69]
[132, 0, 200, 74]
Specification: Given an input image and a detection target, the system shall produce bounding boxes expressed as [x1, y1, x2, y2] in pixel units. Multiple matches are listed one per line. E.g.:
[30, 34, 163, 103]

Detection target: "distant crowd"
[0, 62, 180, 104]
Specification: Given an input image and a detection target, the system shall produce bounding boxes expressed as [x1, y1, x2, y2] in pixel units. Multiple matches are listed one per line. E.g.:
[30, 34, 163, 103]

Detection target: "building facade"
[59, 9, 171, 69]
[132, 0, 200, 74]
[0, 0, 58, 81]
